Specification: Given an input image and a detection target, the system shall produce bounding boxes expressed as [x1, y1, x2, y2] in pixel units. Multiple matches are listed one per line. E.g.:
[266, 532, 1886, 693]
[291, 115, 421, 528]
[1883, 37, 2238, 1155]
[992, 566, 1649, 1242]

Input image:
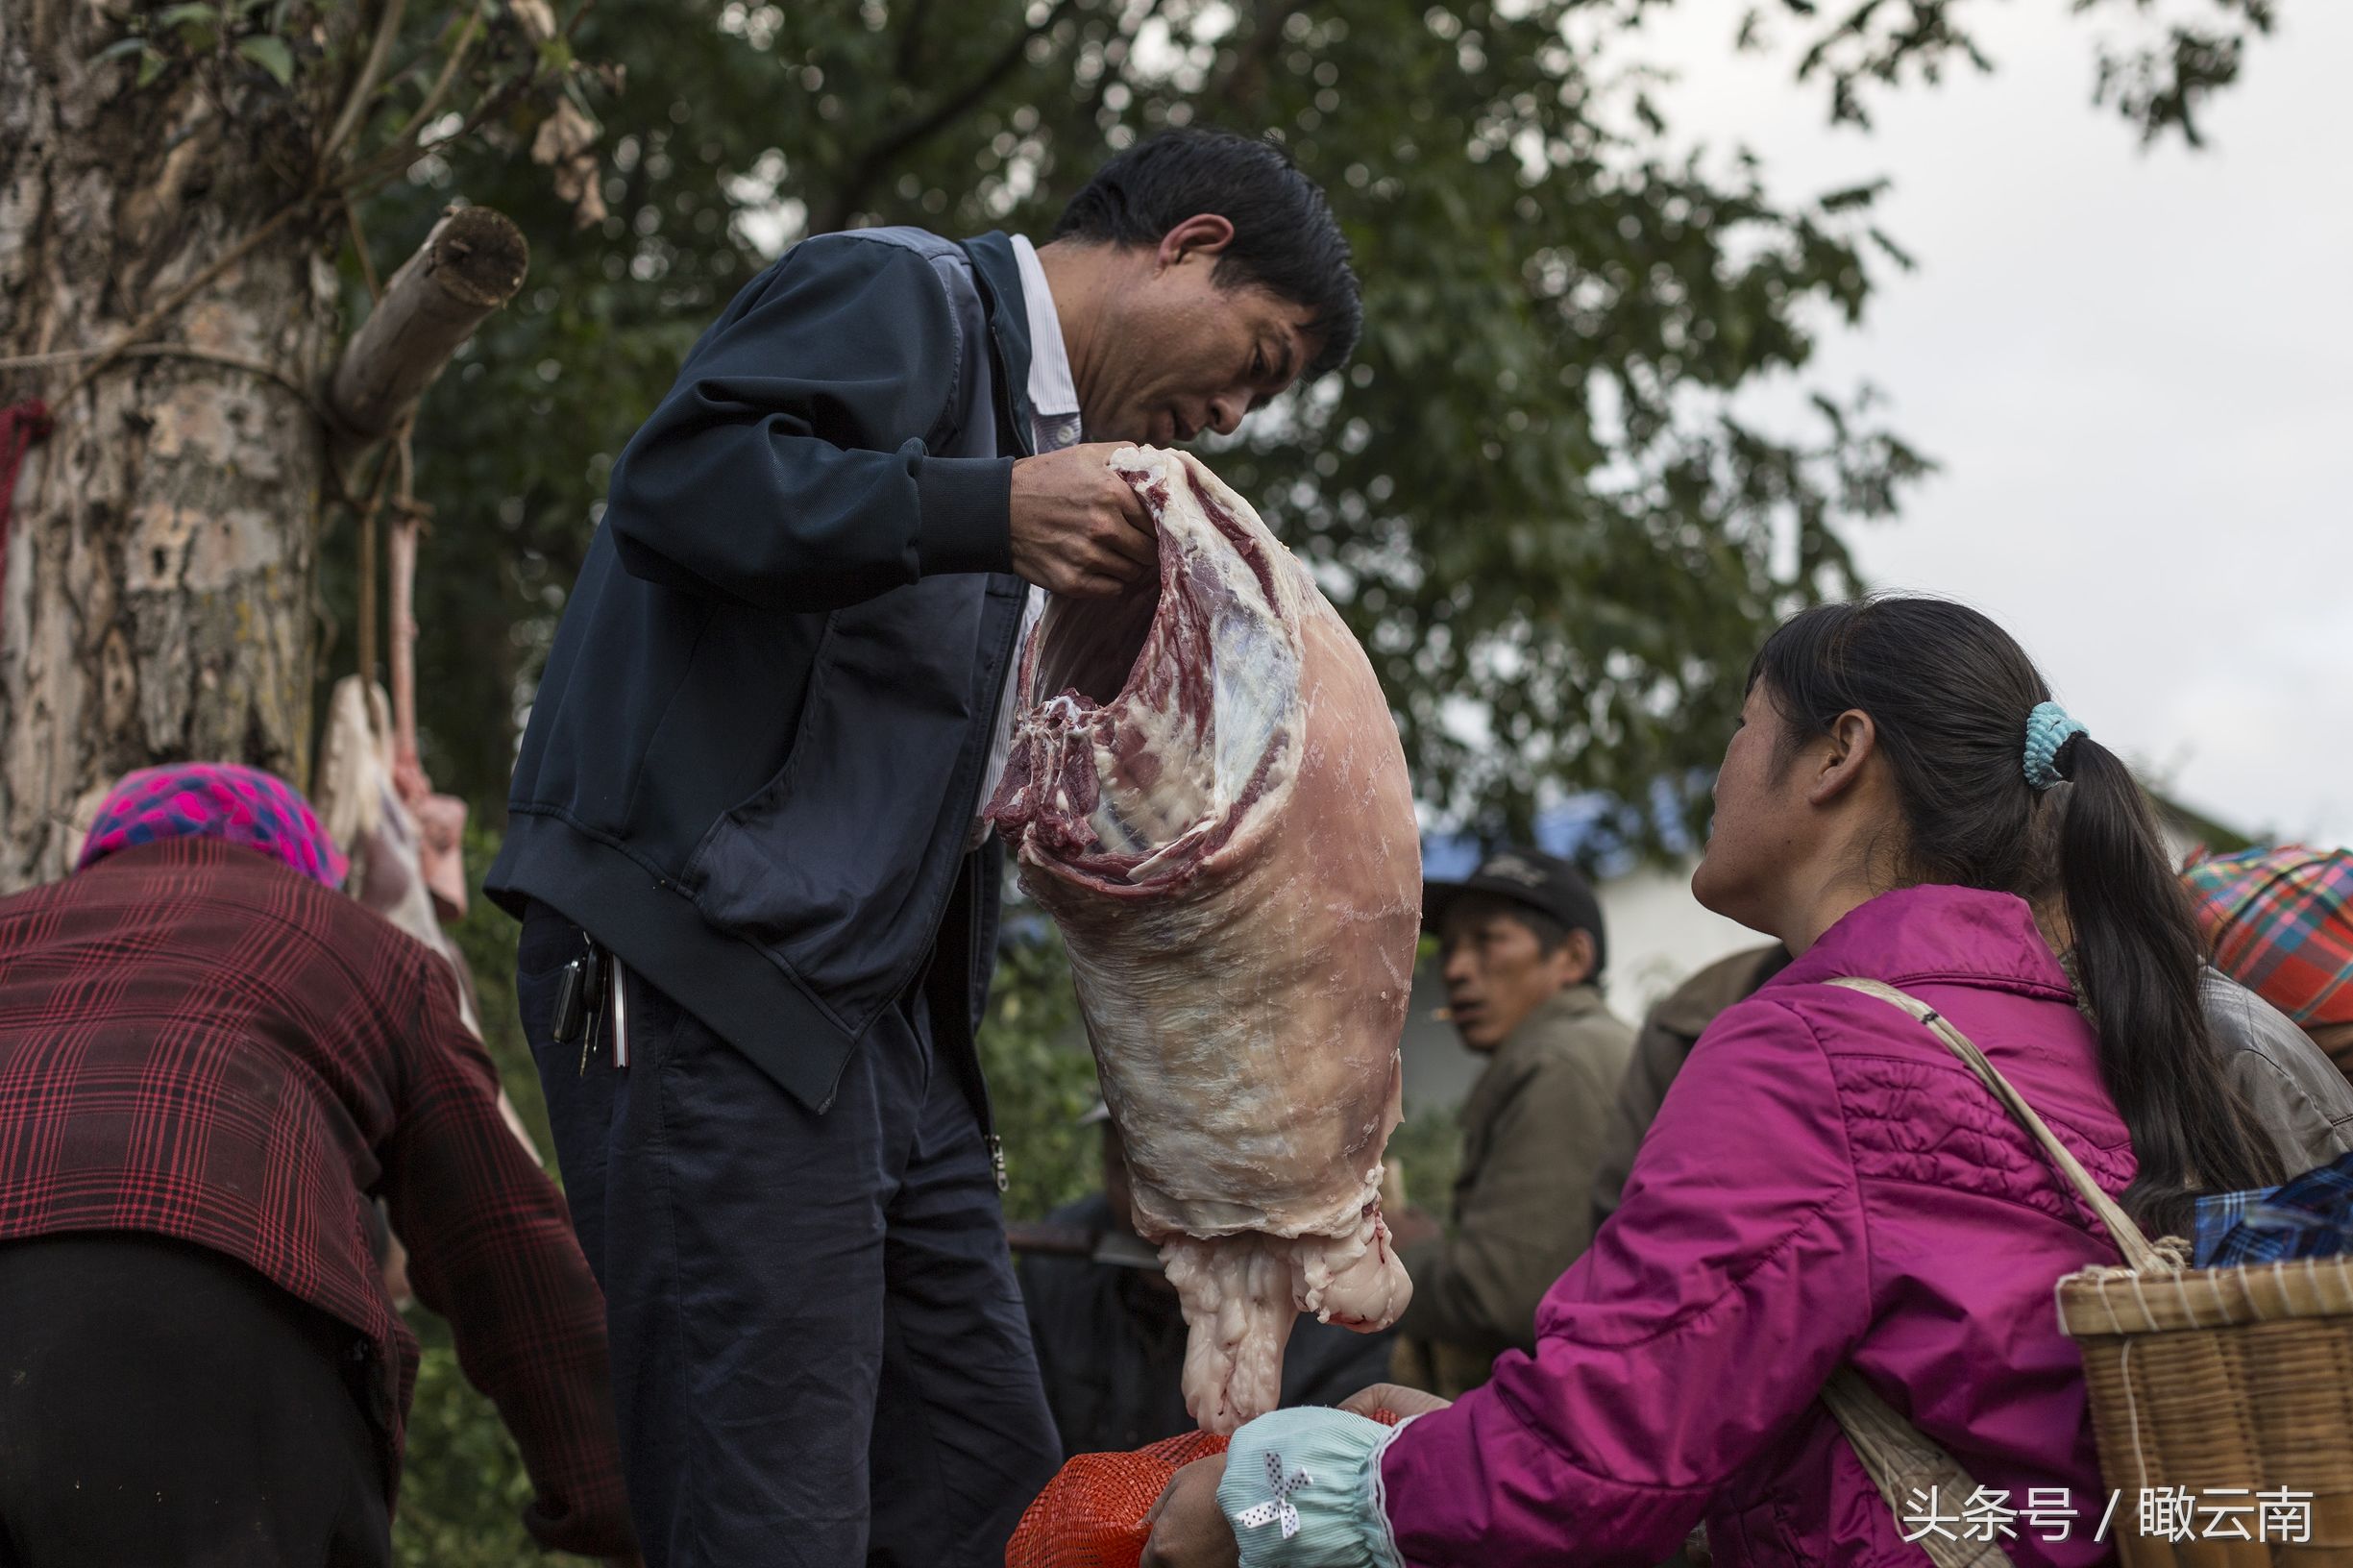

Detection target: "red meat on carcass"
[989, 446, 1420, 1433]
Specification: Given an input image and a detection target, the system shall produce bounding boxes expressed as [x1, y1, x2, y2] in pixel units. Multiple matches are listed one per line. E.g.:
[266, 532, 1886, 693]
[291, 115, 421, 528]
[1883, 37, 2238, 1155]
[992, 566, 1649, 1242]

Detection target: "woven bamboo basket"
[2058, 1255, 2353, 1566]
[1827, 978, 2353, 1566]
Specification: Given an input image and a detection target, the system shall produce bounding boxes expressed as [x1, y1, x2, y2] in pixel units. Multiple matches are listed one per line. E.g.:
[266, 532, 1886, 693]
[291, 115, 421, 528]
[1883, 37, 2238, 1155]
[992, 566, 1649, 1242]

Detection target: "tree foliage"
[359, 0, 1900, 855]
[358, 0, 2275, 854]
[1738, 0, 2277, 147]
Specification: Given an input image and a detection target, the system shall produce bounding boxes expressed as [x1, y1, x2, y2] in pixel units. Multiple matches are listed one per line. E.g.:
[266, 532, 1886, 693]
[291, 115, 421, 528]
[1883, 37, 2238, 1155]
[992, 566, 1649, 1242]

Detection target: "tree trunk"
[0, 0, 337, 891]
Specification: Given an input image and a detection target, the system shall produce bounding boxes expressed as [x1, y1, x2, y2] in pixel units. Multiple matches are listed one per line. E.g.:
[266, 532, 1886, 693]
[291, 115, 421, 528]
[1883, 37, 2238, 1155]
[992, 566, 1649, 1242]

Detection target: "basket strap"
[1826, 977, 2163, 1272]
[1821, 1368, 2019, 1568]
[1818, 974, 2157, 1564]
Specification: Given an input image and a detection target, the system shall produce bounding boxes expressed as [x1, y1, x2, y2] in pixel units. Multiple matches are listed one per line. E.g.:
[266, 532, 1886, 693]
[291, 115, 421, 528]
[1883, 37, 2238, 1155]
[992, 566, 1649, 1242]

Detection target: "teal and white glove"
[1215, 1408, 1415, 1568]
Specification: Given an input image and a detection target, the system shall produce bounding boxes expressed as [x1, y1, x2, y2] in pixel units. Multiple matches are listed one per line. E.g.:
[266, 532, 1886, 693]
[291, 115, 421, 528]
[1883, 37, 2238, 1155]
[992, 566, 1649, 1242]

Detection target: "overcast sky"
[1627, 2, 2352, 847]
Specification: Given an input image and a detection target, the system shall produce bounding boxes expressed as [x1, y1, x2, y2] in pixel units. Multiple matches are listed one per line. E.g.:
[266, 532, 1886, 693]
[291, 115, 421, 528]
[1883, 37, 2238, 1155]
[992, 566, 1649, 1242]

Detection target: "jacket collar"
[1459, 985, 1613, 1125]
[1484, 984, 1606, 1065]
[1532, 984, 1606, 1025]
[959, 232, 1039, 456]
[1766, 883, 2075, 1003]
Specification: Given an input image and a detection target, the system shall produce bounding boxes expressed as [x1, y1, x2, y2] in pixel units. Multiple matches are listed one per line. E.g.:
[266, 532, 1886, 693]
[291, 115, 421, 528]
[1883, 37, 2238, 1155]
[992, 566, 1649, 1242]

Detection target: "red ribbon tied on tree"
[0, 400, 56, 640]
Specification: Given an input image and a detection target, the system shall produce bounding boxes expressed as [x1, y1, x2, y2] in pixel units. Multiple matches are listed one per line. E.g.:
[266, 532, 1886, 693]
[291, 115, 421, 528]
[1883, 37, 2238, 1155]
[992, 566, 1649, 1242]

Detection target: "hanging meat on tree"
[314, 519, 538, 1165]
[989, 446, 1421, 1433]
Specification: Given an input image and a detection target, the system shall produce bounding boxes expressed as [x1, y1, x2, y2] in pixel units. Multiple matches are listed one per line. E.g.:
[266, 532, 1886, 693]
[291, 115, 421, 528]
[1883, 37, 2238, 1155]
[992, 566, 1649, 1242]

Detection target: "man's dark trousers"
[519, 903, 1061, 1566]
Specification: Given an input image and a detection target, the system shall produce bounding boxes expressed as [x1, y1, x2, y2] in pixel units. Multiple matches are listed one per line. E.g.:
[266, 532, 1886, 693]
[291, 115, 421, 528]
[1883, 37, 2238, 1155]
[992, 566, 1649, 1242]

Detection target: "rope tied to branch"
[0, 401, 56, 640]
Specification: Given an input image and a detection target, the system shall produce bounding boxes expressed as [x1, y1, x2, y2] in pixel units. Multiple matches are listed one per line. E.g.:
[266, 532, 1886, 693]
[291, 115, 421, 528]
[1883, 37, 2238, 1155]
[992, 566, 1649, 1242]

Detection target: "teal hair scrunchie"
[2022, 700, 2088, 791]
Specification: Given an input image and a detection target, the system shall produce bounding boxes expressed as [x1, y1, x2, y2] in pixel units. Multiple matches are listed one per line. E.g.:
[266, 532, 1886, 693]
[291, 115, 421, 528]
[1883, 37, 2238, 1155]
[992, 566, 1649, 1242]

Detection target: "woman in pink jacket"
[1141, 595, 2279, 1568]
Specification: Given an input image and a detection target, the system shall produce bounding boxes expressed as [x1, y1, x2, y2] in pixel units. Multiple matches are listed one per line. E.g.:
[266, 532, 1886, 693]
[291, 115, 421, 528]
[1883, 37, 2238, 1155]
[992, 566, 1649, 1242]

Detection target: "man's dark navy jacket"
[489, 228, 1042, 1113]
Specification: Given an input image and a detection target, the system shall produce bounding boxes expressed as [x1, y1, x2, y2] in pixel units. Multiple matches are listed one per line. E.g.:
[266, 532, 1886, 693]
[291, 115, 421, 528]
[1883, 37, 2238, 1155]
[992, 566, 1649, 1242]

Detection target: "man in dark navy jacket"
[487, 129, 1361, 1567]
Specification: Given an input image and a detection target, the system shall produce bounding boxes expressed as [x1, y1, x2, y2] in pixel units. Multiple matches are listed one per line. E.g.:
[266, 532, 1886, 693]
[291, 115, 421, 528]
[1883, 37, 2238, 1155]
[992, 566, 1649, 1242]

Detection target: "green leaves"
[393, 1339, 542, 1567]
[89, 27, 171, 85]
[89, 2, 299, 93]
[1756, 0, 2274, 144]
[155, 2, 221, 39]
[235, 33, 294, 85]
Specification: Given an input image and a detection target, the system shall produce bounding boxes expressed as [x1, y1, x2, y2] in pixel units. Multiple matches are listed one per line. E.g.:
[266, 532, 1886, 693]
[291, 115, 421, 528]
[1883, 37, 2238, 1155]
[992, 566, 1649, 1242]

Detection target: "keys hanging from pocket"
[606, 955, 631, 1069]
[551, 936, 608, 1075]
[578, 985, 604, 1077]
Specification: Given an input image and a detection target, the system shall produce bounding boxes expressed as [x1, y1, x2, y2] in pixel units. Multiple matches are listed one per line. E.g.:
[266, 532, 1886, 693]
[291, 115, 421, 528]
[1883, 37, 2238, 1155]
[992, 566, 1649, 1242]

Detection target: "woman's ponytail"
[2054, 737, 2281, 1234]
[1754, 597, 2283, 1239]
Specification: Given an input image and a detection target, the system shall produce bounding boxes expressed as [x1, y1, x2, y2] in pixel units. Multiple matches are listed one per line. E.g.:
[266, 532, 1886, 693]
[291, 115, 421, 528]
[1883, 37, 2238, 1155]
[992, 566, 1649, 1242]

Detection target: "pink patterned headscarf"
[76, 763, 348, 889]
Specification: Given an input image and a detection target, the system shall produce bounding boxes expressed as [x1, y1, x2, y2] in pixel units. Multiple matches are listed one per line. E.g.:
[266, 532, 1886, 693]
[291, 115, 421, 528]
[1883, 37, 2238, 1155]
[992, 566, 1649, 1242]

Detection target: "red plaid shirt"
[0, 839, 633, 1557]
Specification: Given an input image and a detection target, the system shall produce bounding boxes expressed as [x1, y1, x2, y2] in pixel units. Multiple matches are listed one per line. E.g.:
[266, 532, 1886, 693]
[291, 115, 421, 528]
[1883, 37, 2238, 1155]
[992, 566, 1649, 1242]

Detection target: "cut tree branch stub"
[328, 204, 527, 446]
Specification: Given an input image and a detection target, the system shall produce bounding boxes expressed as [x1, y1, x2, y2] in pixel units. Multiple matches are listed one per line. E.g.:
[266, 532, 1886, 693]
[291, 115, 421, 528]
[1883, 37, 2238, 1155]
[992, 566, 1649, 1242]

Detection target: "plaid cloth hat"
[2182, 845, 2353, 1027]
[75, 763, 348, 890]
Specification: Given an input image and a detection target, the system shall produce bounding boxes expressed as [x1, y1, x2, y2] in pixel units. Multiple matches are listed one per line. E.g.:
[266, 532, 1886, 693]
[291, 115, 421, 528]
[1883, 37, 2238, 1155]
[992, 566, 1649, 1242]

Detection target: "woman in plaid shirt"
[0, 766, 636, 1566]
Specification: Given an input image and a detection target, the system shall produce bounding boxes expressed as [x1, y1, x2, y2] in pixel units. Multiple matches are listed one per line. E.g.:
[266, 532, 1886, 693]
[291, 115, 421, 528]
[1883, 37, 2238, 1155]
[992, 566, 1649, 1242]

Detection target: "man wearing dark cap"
[1388, 849, 1635, 1397]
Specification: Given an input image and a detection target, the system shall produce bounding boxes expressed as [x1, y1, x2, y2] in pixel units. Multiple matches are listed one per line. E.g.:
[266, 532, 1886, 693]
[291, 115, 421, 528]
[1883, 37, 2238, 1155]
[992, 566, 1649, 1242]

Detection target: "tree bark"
[0, 0, 337, 891]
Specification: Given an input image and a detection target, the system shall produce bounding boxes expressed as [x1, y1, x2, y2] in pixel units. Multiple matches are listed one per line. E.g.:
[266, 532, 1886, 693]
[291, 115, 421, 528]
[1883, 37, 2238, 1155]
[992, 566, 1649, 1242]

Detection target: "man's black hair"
[1055, 128, 1361, 380]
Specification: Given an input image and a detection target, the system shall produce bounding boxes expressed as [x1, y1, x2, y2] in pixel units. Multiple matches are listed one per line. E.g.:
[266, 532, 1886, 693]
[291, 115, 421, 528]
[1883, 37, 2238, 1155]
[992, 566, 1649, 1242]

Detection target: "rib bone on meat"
[988, 446, 1419, 1433]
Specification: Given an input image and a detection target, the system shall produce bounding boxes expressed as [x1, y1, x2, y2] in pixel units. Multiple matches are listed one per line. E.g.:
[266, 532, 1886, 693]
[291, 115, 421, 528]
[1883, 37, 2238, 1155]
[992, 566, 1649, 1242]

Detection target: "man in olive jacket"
[1391, 850, 1635, 1397]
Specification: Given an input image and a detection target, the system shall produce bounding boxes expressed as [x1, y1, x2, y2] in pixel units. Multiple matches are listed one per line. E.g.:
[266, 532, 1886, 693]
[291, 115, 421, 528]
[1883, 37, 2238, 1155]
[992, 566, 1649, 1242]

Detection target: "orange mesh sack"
[1005, 1411, 1401, 1568]
[1006, 1429, 1230, 1568]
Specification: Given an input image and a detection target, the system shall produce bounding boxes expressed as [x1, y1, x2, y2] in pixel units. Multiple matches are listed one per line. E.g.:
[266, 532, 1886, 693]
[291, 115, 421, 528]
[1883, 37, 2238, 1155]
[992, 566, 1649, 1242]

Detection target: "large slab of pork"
[987, 446, 1420, 1433]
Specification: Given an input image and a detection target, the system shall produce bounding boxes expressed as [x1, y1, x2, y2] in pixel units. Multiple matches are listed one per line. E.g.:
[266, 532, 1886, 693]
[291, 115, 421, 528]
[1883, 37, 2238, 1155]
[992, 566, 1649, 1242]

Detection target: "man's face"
[1436, 894, 1585, 1053]
[1082, 230, 1322, 447]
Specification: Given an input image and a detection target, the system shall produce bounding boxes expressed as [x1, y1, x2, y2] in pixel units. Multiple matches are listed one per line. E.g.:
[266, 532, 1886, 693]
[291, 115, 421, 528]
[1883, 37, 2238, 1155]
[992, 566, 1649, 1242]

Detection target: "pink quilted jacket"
[1382, 884, 2133, 1567]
